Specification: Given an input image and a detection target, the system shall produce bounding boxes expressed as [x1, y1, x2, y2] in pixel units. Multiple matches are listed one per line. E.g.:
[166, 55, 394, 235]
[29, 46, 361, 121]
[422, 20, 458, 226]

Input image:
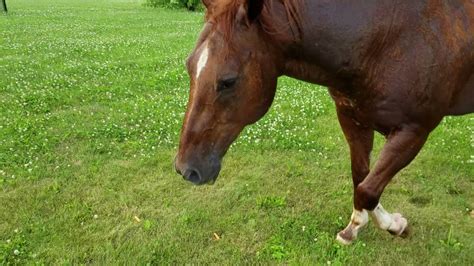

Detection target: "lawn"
[0, 0, 473, 264]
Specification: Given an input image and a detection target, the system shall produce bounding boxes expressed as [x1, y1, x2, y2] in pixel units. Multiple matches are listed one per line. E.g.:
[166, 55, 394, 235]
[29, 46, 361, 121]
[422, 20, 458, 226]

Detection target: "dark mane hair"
[205, 0, 304, 42]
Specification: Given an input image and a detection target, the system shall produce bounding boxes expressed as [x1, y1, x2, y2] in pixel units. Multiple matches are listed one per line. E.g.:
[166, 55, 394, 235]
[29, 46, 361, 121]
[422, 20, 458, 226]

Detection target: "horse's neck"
[279, 0, 403, 89]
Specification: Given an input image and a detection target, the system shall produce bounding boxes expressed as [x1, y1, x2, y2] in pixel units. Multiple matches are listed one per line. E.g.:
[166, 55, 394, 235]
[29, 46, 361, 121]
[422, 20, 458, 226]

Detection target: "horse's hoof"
[398, 223, 411, 238]
[387, 213, 408, 236]
[336, 229, 354, 245]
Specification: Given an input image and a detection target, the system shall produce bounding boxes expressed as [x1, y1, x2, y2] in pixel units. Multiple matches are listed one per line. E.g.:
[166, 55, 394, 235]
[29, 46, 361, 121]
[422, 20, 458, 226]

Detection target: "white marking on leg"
[370, 204, 392, 229]
[370, 203, 408, 235]
[349, 209, 369, 237]
[336, 208, 369, 245]
[196, 44, 209, 80]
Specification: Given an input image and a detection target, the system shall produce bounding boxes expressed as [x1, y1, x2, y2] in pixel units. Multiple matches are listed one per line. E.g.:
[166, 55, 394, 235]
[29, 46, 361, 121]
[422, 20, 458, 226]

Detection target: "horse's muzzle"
[174, 156, 220, 185]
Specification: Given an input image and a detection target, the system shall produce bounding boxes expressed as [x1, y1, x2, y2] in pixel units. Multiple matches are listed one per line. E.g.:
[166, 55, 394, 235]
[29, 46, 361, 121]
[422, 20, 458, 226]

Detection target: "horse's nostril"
[186, 169, 201, 184]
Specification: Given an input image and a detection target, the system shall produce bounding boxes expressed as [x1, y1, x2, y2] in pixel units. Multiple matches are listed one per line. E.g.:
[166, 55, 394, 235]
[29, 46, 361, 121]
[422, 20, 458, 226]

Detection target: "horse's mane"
[206, 0, 304, 42]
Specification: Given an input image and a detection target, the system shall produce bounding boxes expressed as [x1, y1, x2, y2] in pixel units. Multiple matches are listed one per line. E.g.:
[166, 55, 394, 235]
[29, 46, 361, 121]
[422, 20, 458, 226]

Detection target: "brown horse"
[175, 0, 474, 244]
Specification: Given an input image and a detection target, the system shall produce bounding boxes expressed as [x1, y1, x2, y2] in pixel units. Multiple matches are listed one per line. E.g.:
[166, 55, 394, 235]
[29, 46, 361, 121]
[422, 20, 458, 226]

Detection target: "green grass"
[1, 0, 473, 264]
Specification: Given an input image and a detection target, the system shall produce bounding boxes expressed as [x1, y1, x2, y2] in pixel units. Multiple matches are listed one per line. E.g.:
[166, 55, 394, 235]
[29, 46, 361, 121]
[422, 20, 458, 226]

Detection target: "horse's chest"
[331, 90, 395, 135]
[336, 98, 367, 124]
[330, 89, 370, 124]
[333, 91, 417, 136]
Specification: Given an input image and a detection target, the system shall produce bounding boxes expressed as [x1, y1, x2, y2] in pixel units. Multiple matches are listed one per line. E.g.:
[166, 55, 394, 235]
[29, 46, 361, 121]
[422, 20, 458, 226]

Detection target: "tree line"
[145, 0, 203, 11]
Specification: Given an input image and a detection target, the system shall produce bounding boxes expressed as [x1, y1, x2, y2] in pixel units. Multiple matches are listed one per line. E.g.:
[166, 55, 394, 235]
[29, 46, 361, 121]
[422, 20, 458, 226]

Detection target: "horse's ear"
[202, 0, 212, 9]
[247, 0, 264, 22]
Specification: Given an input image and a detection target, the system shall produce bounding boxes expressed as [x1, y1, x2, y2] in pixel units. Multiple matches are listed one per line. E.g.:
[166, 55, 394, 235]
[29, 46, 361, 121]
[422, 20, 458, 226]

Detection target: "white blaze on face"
[196, 44, 209, 81]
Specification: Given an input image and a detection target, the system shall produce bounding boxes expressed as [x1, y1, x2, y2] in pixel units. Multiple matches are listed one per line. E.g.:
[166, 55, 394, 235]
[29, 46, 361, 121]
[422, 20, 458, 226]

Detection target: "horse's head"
[175, 0, 282, 185]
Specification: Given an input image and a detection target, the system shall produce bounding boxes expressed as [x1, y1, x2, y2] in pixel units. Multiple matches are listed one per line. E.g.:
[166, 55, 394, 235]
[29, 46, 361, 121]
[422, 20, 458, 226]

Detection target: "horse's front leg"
[332, 100, 374, 245]
[353, 126, 429, 239]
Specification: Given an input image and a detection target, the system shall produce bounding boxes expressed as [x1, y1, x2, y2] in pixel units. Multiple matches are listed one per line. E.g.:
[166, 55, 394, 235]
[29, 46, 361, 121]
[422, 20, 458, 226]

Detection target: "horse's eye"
[217, 77, 238, 92]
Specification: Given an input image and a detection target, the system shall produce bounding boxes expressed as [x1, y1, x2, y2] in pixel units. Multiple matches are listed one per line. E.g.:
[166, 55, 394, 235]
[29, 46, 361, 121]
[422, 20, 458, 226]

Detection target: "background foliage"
[145, 0, 203, 11]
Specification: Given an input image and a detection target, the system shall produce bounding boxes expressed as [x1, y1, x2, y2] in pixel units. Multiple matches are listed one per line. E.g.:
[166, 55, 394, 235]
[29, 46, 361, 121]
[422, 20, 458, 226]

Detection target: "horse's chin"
[206, 178, 217, 185]
[188, 170, 220, 186]
[189, 177, 217, 186]
[205, 172, 219, 186]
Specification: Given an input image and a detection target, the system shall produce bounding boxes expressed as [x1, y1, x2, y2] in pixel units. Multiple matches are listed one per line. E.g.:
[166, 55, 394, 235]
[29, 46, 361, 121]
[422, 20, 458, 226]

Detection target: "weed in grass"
[439, 226, 463, 251]
[257, 196, 287, 209]
[260, 236, 290, 261]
